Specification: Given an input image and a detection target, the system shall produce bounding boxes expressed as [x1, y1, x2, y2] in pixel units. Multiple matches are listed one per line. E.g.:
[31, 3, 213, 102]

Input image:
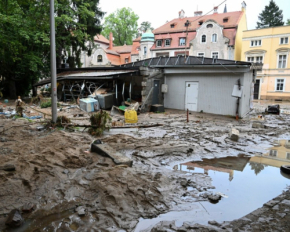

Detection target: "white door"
[185, 82, 199, 111]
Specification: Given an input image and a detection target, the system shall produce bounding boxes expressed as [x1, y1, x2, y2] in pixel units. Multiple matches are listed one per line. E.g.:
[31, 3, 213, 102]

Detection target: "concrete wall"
[163, 69, 251, 117]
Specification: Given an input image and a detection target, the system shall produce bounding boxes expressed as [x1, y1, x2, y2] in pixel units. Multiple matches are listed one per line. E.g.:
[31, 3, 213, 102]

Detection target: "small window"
[223, 18, 228, 23]
[247, 57, 254, 62]
[207, 24, 213, 28]
[269, 150, 277, 157]
[287, 153, 290, 160]
[212, 52, 218, 59]
[251, 40, 261, 47]
[125, 58, 129, 63]
[212, 34, 217, 42]
[156, 40, 162, 47]
[170, 24, 175, 28]
[280, 37, 288, 44]
[201, 35, 206, 43]
[198, 21, 203, 25]
[144, 46, 147, 55]
[165, 39, 171, 46]
[278, 55, 287, 68]
[197, 52, 204, 57]
[179, 38, 186, 46]
[97, 55, 102, 62]
[276, 79, 284, 91]
[256, 56, 263, 63]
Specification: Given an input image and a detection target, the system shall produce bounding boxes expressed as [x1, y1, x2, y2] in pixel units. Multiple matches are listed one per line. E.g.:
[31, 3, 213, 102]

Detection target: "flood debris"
[0, 164, 16, 171]
[91, 142, 133, 167]
[229, 128, 239, 141]
[5, 209, 23, 228]
[265, 104, 280, 114]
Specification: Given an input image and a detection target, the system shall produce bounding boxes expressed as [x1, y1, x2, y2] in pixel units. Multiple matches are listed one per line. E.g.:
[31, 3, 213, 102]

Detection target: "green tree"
[139, 21, 154, 33]
[102, 7, 139, 46]
[287, 19, 290, 25]
[256, 0, 284, 28]
[55, 0, 104, 68]
[0, 0, 50, 98]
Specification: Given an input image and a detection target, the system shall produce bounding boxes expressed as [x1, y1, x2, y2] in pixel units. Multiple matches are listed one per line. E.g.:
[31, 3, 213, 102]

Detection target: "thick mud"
[0, 101, 290, 231]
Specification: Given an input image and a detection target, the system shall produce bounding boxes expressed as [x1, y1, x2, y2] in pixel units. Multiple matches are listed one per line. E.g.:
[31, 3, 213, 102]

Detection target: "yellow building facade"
[242, 25, 290, 100]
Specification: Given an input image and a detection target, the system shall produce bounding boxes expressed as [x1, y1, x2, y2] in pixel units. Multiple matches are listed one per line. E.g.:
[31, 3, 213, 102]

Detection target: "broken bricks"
[5, 209, 23, 228]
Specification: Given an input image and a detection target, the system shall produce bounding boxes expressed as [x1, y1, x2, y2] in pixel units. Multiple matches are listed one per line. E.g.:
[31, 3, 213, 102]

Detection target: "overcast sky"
[99, 0, 290, 31]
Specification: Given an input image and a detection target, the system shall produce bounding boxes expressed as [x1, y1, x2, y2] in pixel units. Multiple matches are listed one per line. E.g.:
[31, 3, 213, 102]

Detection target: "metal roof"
[120, 56, 263, 70]
[34, 70, 139, 86]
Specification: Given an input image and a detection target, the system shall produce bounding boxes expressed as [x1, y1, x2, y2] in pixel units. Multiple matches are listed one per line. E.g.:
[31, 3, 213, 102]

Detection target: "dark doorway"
[152, 80, 160, 105]
[254, 79, 260, 100]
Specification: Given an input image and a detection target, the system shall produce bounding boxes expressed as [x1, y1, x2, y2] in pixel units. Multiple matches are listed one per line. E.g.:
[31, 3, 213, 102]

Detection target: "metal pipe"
[50, 0, 57, 122]
[187, 109, 189, 123]
[122, 82, 125, 102]
[129, 82, 132, 101]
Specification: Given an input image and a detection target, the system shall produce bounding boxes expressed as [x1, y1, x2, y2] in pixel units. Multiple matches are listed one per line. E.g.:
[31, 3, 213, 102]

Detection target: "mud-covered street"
[0, 100, 290, 231]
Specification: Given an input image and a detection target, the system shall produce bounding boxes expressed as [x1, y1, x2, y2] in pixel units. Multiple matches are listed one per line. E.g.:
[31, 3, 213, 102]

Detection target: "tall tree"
[55, 0, 104, 68]
[0, 0, 50, 98]
[256, 0, 284, 28]
[102, 8, 139, 46]
[139, 21, 154, 33]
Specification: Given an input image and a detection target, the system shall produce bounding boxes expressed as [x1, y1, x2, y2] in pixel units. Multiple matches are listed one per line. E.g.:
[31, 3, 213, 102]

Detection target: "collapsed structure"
[35, 56, 262, 117]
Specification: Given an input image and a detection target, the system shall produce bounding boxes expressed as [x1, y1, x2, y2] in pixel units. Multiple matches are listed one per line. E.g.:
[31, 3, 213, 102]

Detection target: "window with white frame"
[179, 38, 186, 46]
[212, 52, 219, 59]
[165, 39, 171, 46]
[97, 55, 102, 62]
[201, 35, 206, 43]
[212, 34, 217, 43]
[256, 56, 263, 63]
[276, 79, 285, 91]
[247, 57, 254, 62]
[144, 46, 147, 55]
[278, 54, 287, 68]
[156, 40, 162, 47]
[287, 152, 290, 160]
[197, 52, 205, 57]
[280, 37, 289, 44]
[269, 150, 277, 157]
[251, 40, 262, 47]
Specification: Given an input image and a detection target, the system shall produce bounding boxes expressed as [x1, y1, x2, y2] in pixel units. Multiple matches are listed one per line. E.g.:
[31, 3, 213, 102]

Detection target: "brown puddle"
[135, 140, 290, 231]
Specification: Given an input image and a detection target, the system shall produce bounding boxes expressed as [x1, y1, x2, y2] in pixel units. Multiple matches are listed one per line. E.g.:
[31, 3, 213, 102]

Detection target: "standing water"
[135, 140, 290, 231]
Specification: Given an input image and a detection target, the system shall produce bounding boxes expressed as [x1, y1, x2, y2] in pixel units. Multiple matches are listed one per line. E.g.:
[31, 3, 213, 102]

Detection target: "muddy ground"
[0, 100, 290, 231]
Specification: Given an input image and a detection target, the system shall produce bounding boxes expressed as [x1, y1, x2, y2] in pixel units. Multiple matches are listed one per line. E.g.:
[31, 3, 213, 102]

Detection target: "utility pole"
[50, 0, 57, 122]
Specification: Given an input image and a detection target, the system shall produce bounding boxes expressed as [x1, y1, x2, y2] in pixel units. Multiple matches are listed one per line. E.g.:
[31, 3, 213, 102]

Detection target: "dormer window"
[198, 21, 203, 25]
[223, 18, 228, 23]
[97, 55, 102, 62]
[165, 39, 171, 46]
[179, 38, 186, 46]
[170, 24, 175, 28]
[156, 40, 162, 47]
[207, 24, 213, 28]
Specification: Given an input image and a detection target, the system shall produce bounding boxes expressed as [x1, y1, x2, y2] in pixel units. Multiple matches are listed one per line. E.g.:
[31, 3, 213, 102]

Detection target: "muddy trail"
[0, 107, 290, 231]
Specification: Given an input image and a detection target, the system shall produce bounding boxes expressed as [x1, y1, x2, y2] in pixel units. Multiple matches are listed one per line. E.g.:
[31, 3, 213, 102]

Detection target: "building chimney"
[179, 9, 185, 19]
[213, 6, 218, 14]
[241, 1, 246, 11]
[109, 32, 113, 49]
[194, 11, 203, 16]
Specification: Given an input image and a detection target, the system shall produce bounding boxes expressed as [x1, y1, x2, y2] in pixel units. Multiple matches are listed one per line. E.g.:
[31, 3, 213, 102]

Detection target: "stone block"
[229, 128, 239, 141]
[91, 142, 133, 167]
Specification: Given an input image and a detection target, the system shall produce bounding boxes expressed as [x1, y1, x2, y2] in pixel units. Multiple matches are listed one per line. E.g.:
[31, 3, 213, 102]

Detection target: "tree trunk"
[56, 46, 62, 69]
[8, 79, 17, 99]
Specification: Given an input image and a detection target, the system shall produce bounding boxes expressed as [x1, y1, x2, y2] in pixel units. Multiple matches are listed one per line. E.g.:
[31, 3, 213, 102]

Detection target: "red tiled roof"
[111, 45, 133, 54]
[151, 32, 196, 50]
[106, 49, 120, 56]
[131, 40, 140, 55]
[223, 28, 237, 46]
[153, 11, 244, 34]
[106, 53, 121, 65]
[94, 34, 109, 44]
[133, 36, 141, 42]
